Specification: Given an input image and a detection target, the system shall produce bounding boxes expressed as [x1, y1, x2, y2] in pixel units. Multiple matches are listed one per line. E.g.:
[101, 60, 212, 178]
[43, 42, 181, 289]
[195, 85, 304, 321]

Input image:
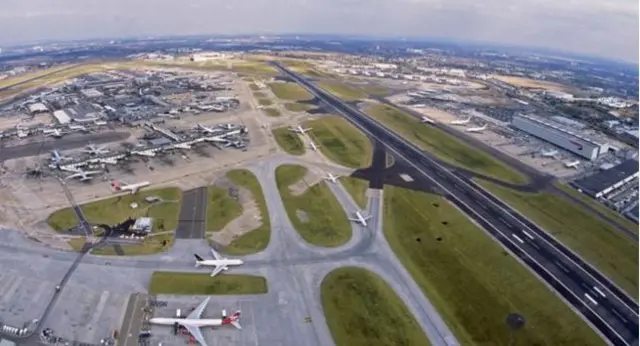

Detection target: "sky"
[0, 0, 638, 62]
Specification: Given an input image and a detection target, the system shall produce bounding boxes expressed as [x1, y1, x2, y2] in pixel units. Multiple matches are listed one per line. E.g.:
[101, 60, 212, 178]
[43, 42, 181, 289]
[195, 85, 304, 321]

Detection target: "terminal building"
[511, 115, 608, 161]
[572, 159, 639, 199]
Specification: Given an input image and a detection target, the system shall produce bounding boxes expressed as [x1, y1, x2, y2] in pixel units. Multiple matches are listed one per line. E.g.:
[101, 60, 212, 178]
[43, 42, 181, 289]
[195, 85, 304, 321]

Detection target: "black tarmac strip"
[0, 131, 131, 161]
[175, 187, 208, 239]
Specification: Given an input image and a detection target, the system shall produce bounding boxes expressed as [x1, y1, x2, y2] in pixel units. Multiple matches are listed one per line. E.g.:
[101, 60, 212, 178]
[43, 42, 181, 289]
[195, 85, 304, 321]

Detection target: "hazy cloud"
[0, 0, 637, 62]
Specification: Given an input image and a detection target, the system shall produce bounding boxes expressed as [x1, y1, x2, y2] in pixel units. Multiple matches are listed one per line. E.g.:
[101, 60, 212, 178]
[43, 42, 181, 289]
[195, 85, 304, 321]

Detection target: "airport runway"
[277, 63, 639, 346]
[175, 187, 208, 239]
[0, 131, 131, 161]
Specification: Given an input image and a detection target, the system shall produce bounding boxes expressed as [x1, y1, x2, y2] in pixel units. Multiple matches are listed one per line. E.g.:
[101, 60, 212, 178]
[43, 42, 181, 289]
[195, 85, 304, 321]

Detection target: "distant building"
[511, 114, 607, 161]
[52, 110, 71, 124]
[27, 102, 48, 114]
[572, 159, 639, 198]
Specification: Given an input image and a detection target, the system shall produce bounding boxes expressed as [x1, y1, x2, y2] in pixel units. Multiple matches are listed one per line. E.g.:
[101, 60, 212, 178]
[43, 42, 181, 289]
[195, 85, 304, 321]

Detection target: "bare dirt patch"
[288, 167, 324, 196]
[209, 179, 262, 247]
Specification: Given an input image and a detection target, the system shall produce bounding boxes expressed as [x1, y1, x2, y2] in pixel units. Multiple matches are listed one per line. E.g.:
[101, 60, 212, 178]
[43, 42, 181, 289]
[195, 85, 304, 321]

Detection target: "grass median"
[263, 107, 281, 117]
[303, 115, 373, 168]
[149, 272, 268, 295]
[383, 185, 604, 346]
[206, 186, 242, 232]
[364, 104, 528, 185]
[284, 102, 314, 112]
[321, 267, 431, 346]
[276, 164, 351, 247]
[478, 179, 638, 297]
[272, 127, 305, 155]
[224, 169, 271, 255]
[339, 177, 369, 209]
[269, 82, 313, 101]
[317, 81, 368, 101]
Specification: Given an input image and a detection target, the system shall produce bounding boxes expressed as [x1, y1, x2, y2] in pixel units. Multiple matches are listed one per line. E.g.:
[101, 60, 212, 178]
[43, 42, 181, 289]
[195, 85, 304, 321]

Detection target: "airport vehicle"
[289, 125, 312, 134]
[421, 116, 436, 124]
[50, 149, 72, 164]
[110, 180, 150, 194]
[309, 141, 320, 151]
[194, 248, 244, 277]
[65, 168, 102, 181]
[43, 128, 65, 138]
[450, 116, 472, 125]
[84, 144, 110, 156]
[324, 173, 341, 183]
[466, 124, 487, 133]
[349, 211, 372, 226]
[149, 297, 241, 346]
[564, 160, 581, 169]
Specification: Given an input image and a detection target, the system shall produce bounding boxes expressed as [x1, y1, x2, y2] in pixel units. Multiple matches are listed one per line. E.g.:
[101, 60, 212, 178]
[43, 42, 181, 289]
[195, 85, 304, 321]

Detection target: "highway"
[274, 62, 639, 346]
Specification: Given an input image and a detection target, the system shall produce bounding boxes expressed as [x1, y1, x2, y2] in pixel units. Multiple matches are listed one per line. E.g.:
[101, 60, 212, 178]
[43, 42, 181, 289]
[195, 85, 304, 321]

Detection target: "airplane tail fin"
[222, 311, 241, 329]
[194, 254, 204, 267]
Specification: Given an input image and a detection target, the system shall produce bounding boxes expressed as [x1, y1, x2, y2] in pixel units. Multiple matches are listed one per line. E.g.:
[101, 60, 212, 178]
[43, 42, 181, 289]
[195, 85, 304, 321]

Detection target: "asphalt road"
[275, 62, 639, 346]
[175, 187, 208, 239]
[0, 131, 131, 161]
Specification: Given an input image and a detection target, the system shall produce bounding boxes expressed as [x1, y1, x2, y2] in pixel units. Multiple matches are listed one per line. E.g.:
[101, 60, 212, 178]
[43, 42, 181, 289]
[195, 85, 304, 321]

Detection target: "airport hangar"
[511, 114, 609, 161]
[572, 159, 639, 199]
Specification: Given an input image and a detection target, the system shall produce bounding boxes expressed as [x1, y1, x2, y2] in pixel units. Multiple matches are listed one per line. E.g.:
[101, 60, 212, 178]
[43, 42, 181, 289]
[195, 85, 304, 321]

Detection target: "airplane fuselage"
[197, 259, 244, 267]
[149, 317, 225, 327]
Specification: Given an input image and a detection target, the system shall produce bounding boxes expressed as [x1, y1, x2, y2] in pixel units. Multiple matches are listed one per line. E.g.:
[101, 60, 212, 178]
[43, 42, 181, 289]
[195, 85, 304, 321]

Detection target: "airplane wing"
[187, 297, 210, 320]
[210, 248, 222, 261]
[131, 186, 139, 194]
[181, 324, 208, 346]
[210, 265, 226, 277]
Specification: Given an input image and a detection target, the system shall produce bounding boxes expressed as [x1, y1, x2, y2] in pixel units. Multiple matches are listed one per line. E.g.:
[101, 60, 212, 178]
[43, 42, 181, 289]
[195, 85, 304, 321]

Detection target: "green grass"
[149, 272, 268, 295]
[321, 267, 431, 346]
[360, 85, 390, 96]
[478, 180, 638, 297]
[272, 127, 305, 155]
[258, 98, 273, 106]
[206, 186, 243, 232]
[318, 81, 368, 101]
[263, 107, 281, 117]
[91, 233, 175, 256]
[555, 182, 638, 235]
[303, 115, 373, 168]
[249, 83, 260, 91]
[276, 164, 352, 247]
[253, 91, 267, 98]
[224, 169, 271, 255]
[268, 82, 313, 101]
[365, 104, 528, 185]
[48, 187, 182, 233]
[339, 177, 369, 209]
[383, 185, 604, 346]
[284, 102, 314, 112]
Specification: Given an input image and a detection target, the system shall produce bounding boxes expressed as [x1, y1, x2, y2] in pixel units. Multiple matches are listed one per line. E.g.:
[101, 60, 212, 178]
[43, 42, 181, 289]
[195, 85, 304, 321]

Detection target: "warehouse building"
[512, 115, 608, 161]
[572, 159, 639, 198]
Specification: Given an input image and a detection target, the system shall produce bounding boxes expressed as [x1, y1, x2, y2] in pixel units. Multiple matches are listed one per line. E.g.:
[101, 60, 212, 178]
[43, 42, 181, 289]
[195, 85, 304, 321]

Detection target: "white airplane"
[84, 143, 110, 156]
[50, 149, 71, 164]
[110, 179, 150, 194]
[43, 128, 65, 138]
[450, 117, 472, 125]
[194, 124, 222, 135]
[421, 116, 436, 124]
[564, 160, 581, 169]
[173, 142, 192, 150]
[68, 124, 88, 132]
[309, 141, 320, 151]
[65, 168, 102, 181]
[324, 173, 341, 183]
[149, 297, 241, 346]
[289, 125, 312, 134]
[540, 149, 558, 158]
[349, 211, 372, 227]
[466, 125, 487, 133]
[195, 248, 244, 277]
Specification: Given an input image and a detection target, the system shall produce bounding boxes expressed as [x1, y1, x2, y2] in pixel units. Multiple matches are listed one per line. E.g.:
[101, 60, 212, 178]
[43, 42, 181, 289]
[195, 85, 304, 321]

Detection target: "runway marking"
[511, 234, 524, 244]
[522, 230, 534, 240]
[555, 260, 570, 273]
[585, 293, 599, 306]
[529, 241, 540, 250]
[594, 286, 606, 298]
[611, 308, 628, 323]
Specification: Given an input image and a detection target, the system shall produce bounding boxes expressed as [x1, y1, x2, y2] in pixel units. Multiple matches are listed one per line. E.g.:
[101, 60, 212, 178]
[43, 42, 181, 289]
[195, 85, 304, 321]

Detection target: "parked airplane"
[84, 144, 109, 156]
[309, 141, 320, 151]
[194, 248, 244, 277]
[149, 297, 241, 346]
[50, 150, 71, 164]
[67, 124, 88, 132]
[324, 173, 341, 183]
[466, 125, 487, 133]
[541, 149, 558, 158]
[349, 211, 372, 226]
[43, 128, 65, 138]
[194, 124, 223, 135]
[421, 116, 436, 124]
[173, 142, 192, 150]
[450, 117, 472, 125]
[289, 125, 312, 134]
[110, 179, 150, 194]
[65, 168, 102, 182]
[564, 160, 581, 169]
